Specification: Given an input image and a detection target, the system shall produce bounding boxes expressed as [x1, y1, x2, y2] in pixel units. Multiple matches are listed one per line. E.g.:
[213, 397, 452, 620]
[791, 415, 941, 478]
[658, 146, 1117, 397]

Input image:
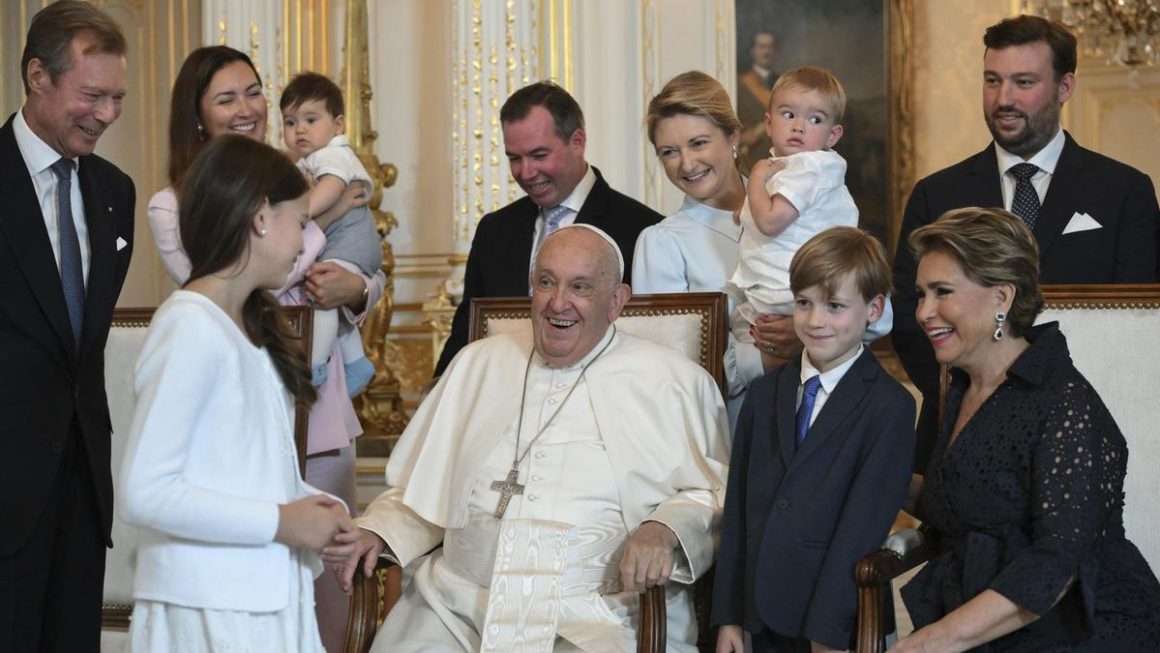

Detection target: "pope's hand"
[620, 521, 679, 593]
[331, 527, 386, 594]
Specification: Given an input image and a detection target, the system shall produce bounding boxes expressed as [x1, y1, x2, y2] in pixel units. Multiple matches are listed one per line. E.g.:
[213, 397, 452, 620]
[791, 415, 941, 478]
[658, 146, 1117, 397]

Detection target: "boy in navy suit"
[713, 227, 916, 652]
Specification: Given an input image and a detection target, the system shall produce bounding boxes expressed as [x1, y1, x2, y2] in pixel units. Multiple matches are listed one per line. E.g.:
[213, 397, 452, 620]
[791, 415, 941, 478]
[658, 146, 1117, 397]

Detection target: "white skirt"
[128, 551, 324, 653]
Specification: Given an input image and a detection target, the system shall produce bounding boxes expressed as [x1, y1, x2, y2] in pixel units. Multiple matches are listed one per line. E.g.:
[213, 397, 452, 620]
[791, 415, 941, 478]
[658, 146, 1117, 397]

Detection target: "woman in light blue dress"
[635, 71, 893, 427]
[633, 71, 775, 422]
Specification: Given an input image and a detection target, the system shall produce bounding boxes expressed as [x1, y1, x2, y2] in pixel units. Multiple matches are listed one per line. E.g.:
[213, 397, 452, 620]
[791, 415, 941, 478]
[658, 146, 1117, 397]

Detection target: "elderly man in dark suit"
[893, 14, 1159, 470]
[0, 3, 134, 651]
[434, 81, 662, 375]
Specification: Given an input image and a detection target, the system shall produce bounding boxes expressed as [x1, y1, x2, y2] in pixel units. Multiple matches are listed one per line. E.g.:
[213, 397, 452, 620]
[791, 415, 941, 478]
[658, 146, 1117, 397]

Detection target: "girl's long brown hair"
[178, 135, 316, 408]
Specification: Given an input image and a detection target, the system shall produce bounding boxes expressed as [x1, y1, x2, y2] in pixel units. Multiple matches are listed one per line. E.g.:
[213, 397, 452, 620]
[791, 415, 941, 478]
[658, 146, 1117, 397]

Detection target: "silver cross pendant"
[490, 466, 525, 518]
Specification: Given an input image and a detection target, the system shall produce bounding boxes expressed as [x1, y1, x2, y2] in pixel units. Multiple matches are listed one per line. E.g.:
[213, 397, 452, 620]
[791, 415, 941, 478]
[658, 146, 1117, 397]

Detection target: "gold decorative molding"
[539, 0, 573, 89]
[888, 0, 917, 256]
[640, 0, 661, 208]
[336, 0, 407, 446]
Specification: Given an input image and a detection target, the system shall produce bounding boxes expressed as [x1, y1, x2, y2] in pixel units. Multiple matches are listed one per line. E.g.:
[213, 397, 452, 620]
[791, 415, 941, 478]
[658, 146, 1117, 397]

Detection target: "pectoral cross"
[490, 466, 525, 518]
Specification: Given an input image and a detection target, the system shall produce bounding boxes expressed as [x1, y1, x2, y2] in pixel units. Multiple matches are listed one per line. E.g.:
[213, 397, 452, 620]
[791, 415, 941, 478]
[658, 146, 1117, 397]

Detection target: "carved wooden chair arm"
[343, 557, 401, 653]
[854, 527, 934, 653]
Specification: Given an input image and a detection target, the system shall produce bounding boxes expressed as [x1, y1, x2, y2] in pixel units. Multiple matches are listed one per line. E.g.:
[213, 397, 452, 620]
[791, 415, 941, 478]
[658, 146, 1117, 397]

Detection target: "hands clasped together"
[275, 495, 357, 558]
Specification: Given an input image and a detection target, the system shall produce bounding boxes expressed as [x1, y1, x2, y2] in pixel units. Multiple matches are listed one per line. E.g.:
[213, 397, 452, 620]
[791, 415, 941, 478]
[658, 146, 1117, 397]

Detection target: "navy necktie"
[795, 375, 822, 447]
[1009, 162, 1041, 230]
[51, 158, 85, 345]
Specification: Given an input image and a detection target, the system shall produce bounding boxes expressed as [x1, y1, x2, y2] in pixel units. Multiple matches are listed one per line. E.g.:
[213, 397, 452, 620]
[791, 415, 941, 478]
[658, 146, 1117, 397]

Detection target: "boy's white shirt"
[797, 344, 864, 427]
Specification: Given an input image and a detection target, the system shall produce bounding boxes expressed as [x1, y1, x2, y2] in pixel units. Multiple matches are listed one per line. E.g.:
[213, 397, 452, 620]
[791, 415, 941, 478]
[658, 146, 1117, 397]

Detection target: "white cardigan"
[119, 291, 322, 611]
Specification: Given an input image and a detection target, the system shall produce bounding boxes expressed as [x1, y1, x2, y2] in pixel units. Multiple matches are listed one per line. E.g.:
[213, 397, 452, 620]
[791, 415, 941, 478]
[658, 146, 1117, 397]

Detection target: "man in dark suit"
[892, 15, 1160, 469]
[434, 81, 661, 374]
[0, 3, 134, 651]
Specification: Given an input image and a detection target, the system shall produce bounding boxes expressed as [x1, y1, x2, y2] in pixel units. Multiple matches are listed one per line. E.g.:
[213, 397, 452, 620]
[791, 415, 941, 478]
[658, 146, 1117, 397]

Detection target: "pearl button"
[528, 494, 538, 501]
[547, 398, 557, 405]
[556, 382, 567, 388]
[535, 452, 547, 459]
[532, 475, 542, 481]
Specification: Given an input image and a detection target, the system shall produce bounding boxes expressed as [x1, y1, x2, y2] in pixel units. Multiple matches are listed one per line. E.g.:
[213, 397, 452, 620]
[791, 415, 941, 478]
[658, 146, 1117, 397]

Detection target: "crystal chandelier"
[1022, 0, 1160, 66]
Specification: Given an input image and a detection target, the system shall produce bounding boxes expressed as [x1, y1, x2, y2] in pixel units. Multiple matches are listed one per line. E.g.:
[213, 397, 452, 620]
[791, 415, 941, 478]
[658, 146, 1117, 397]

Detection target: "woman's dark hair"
[179, 135, 315, 407]
[167, 46, 261, 186]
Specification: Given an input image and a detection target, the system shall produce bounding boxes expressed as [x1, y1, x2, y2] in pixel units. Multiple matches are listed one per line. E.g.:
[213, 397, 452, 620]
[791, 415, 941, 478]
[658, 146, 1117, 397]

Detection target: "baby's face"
[763, 86, 842, 157]
[282, 98, 343, 158]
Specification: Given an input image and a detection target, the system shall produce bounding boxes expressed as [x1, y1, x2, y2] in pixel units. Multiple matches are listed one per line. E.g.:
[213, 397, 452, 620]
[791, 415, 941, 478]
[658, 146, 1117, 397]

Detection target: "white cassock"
[357, 326, 729, 652]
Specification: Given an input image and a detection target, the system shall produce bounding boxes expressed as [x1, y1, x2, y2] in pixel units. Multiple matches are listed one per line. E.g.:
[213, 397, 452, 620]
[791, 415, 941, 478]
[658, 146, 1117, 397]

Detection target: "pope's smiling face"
[530, 228, 629, 367]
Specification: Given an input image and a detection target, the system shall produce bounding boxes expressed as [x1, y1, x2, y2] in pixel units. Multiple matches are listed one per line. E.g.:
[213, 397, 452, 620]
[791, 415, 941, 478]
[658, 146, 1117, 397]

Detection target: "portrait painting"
[735, 0, 901, 246]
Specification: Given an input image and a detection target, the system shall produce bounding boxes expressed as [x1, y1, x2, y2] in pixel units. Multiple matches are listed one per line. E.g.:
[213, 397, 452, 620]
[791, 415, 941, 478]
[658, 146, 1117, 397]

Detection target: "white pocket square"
[116, 236, 128, 251]
[1062, 212, 1102, 234]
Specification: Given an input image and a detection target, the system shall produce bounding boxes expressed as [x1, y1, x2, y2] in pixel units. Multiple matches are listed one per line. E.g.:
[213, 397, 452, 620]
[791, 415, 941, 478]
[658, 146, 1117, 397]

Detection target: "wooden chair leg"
[638, 585, 667, 653]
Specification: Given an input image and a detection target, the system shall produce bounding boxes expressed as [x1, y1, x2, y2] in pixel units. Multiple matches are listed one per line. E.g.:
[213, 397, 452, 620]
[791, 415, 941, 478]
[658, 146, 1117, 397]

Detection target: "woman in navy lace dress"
[891, 207, 1160, 652]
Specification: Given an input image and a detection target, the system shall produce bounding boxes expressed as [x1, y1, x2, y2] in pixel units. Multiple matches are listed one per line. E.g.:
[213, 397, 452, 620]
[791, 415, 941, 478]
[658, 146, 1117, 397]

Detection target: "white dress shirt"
[995, 127, 1065, 210]
[13, 107, 90, 284]
[529, 164, 597, 270]
[797, 345, 864, 429]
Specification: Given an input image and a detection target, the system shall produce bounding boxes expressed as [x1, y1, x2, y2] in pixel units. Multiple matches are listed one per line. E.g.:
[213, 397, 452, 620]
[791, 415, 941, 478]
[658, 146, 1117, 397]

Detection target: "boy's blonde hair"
[769, 65, 847, 125]
[790, 227, 891, 302]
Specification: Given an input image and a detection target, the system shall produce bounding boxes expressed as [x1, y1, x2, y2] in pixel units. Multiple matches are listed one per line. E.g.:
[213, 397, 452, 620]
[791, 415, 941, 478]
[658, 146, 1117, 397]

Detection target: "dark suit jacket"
[711, 350, 915, 649]
[434, 166, 661, 374]
[892, 132, 1159, 470]
[0, 113, 135, 556]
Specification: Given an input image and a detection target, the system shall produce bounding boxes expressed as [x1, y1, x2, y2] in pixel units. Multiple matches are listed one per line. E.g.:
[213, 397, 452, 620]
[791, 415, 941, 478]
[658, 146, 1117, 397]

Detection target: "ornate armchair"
[345, 292, 728, 653]
[853, 284, 1160, 652]
[100, 306, 312, 650]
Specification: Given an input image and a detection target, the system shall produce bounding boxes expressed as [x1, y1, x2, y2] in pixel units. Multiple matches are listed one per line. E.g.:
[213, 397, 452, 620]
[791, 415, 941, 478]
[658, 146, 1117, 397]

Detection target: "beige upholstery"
[100, 310, 154, 651]
[1034, 286, 1160, 573]
[100, 306, 311, 651]
[469, 292, 729, 395]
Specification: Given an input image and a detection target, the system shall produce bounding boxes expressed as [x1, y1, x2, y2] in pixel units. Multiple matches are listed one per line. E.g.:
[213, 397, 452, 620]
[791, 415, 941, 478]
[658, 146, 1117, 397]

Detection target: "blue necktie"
[539, 204, 569, 247]
[795, 375, 821, 447]
[1009, 162, 1040, 230]
[530, 204, 571, 281]
[51, 158, 85, 346]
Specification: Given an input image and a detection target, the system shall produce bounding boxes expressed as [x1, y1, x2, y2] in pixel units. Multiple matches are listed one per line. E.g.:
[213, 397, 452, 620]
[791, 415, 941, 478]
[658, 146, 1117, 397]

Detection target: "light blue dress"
[632, 195, 760, 427]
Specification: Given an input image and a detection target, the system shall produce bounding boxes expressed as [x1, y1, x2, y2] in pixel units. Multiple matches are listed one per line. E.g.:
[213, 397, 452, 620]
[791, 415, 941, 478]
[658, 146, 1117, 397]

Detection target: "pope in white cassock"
[334, 224, 730, 652]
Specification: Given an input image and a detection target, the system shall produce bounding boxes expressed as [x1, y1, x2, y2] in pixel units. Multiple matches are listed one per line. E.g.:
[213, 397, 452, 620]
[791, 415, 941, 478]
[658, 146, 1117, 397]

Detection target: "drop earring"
[992, 311, 1007, 341]
[731, 144, 738, 159]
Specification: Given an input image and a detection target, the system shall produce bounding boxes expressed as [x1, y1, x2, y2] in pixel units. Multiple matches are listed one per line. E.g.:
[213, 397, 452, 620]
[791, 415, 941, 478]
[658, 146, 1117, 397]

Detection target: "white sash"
[442, 517, 630, 651]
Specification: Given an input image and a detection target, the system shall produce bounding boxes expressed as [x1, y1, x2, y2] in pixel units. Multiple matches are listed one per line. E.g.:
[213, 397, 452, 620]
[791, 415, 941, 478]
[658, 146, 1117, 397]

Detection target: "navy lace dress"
[900, 323, 1160, 651]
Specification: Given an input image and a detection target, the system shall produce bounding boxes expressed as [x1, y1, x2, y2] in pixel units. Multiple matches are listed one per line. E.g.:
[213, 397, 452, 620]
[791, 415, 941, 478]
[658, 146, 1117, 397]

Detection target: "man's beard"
[986, 101, 1060, 157]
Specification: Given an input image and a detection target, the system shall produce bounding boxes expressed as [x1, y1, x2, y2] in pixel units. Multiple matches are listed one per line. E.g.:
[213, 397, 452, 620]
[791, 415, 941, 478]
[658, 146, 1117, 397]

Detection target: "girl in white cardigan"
[119, 135, 353, 652]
